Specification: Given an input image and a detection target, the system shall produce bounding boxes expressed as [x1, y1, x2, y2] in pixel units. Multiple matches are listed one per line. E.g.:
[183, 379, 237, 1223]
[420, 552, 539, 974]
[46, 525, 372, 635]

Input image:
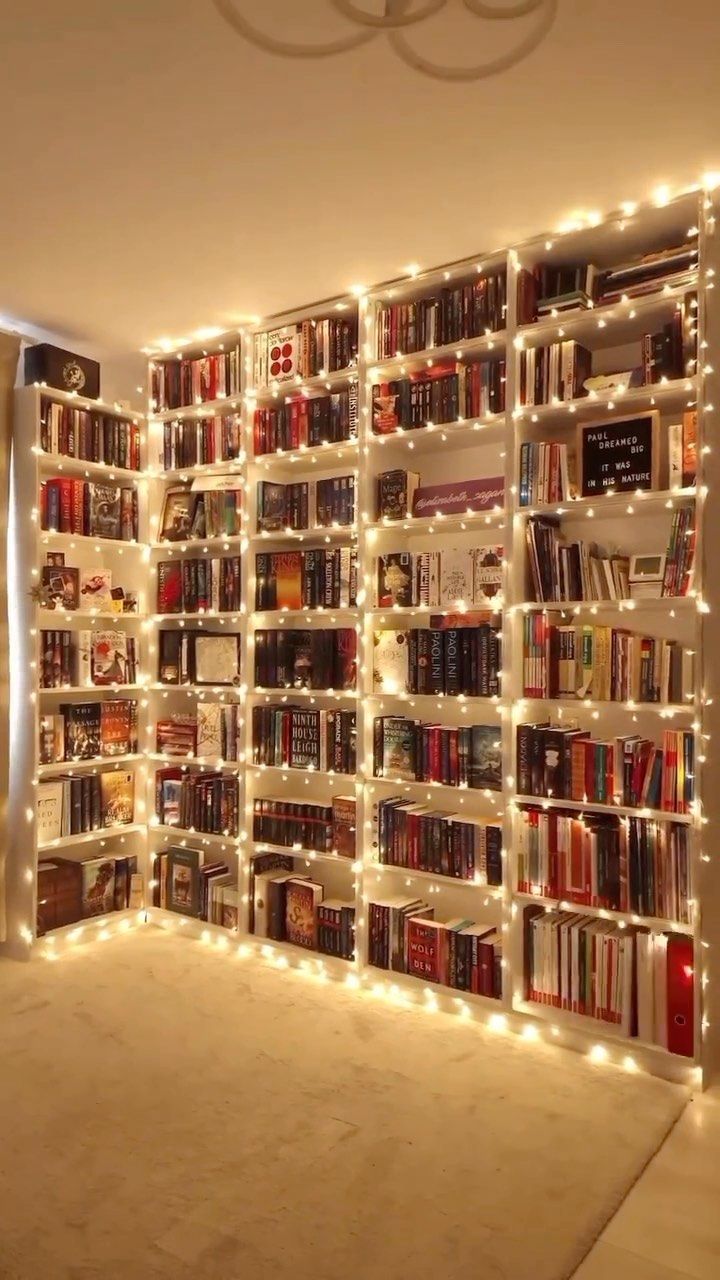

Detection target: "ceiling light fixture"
[212, 0, 558, 82]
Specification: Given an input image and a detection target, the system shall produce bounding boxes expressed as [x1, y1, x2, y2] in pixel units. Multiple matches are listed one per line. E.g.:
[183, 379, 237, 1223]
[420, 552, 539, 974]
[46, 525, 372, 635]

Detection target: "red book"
[666, 934, 695, 1057]
[59, 477, 73, 532]
[407, 917, 443, 983]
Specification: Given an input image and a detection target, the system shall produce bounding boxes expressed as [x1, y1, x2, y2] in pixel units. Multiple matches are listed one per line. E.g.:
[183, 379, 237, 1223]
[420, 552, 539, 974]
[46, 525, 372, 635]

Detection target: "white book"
[195, 635, 239, 685]
[439, 548, 474, 608]
[78, 630, 93, 686]
[37, 781, 64, 845]
[668, 421, 683, 489]
[373, 630, 409, 694]
[636, 931, 655, 1044]
[472, 545, 503, 606]
[197, 703, 223, 758]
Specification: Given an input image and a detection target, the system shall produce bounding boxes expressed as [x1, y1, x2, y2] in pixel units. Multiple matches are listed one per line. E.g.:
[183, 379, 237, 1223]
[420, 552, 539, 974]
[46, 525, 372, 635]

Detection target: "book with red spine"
[666, 934, 695, 1057]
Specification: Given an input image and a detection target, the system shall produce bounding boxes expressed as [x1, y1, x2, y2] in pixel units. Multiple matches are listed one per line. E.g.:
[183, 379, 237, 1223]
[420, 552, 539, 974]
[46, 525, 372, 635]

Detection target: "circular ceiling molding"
[330, 0, 447, 27]
[211, 0, 375, 57]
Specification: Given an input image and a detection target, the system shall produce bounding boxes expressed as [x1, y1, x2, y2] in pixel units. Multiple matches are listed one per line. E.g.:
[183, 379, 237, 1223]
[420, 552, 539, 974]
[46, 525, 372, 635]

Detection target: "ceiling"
[2, 0, 720, 360]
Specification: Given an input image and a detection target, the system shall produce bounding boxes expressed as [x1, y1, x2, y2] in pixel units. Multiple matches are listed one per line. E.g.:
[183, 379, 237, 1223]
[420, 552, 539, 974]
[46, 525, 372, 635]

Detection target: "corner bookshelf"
[9, 184, 716, 1086]
[7, 385, 150, 955]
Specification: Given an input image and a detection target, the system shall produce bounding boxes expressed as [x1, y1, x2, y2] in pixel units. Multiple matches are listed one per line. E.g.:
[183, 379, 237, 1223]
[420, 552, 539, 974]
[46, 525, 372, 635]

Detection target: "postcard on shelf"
[80, 569, 113, 611]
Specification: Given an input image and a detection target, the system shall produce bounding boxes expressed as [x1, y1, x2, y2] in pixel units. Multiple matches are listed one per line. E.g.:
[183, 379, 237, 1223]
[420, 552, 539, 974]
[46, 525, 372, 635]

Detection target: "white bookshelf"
[7, 385, 151, 953]
[8, 187, 716, 1086]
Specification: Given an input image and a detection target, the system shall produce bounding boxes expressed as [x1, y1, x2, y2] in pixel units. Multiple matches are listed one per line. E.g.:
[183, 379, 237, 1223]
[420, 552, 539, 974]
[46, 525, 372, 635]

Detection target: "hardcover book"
[41, 565, 79, 610]
[165, 846, 201, 917]
[159, 488, 194, 541]
[99, 770, 134, 826]
[196, 703, 223, 758]
[373, 630, 410, 694]
[273, 551, 303, 611]
[81, 858, 116, 917]
[66, 702, 102, 758]
[92, 631, 128, 685]
[382, 717, 416, 779]
[332, 795, 356, 858]
[285, 878, 323, 948]
[377, 553, 414, 607]
[37, 781, 63, 845]
[195, 635, 240, 685]
[267, 325, 299, 384]
[89, 485, 121, 539]
[469, 726, 502, 791]
[472, 545, 504, 605]
[439, 548, 474, 608]
[377, 469, 420, 520]
[157, 561, 183, 613]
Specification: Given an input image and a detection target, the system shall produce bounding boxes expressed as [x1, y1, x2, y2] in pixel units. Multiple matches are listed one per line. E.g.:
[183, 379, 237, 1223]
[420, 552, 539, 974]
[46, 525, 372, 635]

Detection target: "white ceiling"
[2, 0, 720, 359]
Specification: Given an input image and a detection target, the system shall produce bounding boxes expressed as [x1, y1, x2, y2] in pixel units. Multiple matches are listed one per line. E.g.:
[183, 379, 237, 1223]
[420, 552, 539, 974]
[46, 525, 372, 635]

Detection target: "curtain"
[0, 332, 21, 940]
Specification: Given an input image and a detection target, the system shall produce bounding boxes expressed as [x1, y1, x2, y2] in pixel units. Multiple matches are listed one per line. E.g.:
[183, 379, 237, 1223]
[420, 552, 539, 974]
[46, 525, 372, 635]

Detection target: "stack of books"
[375, 797, 502, 882]
[519, 341, 592, 406]
[153, 845, 239, 929]
[257, 476, 355, 531]
[39, 700, 138, 763]
[150, 345, 242, 410]
[255, 549, 358, 611]
[522, 615, 695, 702]
[252, 795, 356, 857]
[597, 243, 698, 304]
[37, 770, 135, 843]
[254, 628, 357, 690]
[41, 398, 141, 470]
[372, 359, 505, 433]
[373, 624, 501, 697]
[157, 557, 242, 613]
[159, 414, 243, 470]
[516, 263, 596, 324]
[373, 718, 502, 789]
[37, 854, 140, 934]
[154, 768, 239, 835]
[517, 722, 695, 813]
[524, 905, 694, 1055]
[368, 897, 502, 998]
[251, 705, 356, 773]
[156, 702, 242, 760]
[253, 388, 358, 454]
[251, 856, 356, 959]
[41, 480, 138, 540]
[517, 805, 691, 922]
[375, 270, 507, 356]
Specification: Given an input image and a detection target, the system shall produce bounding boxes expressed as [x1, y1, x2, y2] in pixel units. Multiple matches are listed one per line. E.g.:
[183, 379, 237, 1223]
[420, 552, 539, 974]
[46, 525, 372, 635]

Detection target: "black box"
[24, 343, 100, 399]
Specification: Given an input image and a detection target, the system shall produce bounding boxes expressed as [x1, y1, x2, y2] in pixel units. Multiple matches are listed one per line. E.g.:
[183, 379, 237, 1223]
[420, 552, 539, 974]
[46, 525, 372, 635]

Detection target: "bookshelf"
[9, 184, 719, 1086]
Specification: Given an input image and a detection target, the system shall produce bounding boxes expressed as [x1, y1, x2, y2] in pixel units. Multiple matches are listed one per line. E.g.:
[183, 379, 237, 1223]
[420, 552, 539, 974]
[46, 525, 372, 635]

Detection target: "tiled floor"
[574, 1090, 720, 1279]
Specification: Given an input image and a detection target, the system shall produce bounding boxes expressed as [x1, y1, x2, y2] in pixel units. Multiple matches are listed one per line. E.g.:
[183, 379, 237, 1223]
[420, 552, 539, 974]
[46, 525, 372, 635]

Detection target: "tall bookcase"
[9, 184, 720, 1087]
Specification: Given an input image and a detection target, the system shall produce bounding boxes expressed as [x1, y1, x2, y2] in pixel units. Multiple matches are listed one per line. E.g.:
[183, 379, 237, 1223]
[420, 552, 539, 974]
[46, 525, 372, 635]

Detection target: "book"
[37, 781, 63, 845]
[439, 548, 474, 608]
[373, 630, 409, 694]
[99, 770, 134, 826]
[376, 470, 420, 520]
[285, 878, 323, 948]
[376, 553, 414, 607]
[472, 546, 503, 605]
[91, 631, 128, 685]
[41, 565, 79, 610]
[196, 703, 224, 758]
[79, 569, 113, 611]
[332, 795, 356, 858]
[165, 846, 201, 917]
[81, 858, 116, 918]
[195, 635, 240, 685]
[159, 488, 195, 541]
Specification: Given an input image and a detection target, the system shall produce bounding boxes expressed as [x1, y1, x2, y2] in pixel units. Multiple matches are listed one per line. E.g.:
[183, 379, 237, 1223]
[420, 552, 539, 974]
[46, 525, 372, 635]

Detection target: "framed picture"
[578, 411, 660, 497]
[41, 565, 79, 609]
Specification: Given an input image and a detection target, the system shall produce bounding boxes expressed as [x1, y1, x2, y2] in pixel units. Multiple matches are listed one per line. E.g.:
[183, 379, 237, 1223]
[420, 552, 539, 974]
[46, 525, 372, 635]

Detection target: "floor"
[0, 924, 711, 1280]
[575, 1090, 720, 1279]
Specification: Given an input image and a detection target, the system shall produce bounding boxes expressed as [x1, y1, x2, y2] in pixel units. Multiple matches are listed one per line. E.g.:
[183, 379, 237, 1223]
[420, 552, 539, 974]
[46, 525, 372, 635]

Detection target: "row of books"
[39, 700, 138, 763]
[519, 341, 592, 407]
[255, 549, 358, 611]
[375, 796, 502, 883]
[522, 616, 695, 703]
[642, 308, 695, 384]
[257, 475, 356, 532]
[159, 414, 243, 470]
[372, 359, 506, 433]
[252, 318, 358, 388]
[373, 625, 501, 698]
[40, 562, 138, 615]
[373, 718, 502, 790]
[519, 441, 573, 507]
[251, 858, 355, 959]
[156, 705, 242, 760]
[38, 854, 141, 935]
[150, 345, 242, 411]
[598, 242, 698, 305]
[41, 480, 139, 541]
[517, 723, 694, 814]
[368, 896, 502, 998]
[158, 484, 242, 541]
[40, 630, 139, 689]
[155, 768, 240, 835]
[158, 631, 240, 686]
[517, 806, 691, 923]
[254, 628, 357, 691]
[251, 706, 356, 774]
[376, 547, 503, 608]
[156, 557, 242, 614]
[517, 262, 597, 323]
[252, 387, 358, 454]
[252, 795, 356, 857]
[524, 905, 694, 1055]
[41, 400, 141, 471]
[153, 846, 239, 928]
[374, 272, 507, 357]
[37, 771, 135, 844]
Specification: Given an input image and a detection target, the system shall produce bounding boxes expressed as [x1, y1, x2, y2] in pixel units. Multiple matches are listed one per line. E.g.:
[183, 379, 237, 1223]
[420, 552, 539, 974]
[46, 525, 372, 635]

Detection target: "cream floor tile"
[598, 1094, 720, 1280]
[574, 1241, 696, 1280]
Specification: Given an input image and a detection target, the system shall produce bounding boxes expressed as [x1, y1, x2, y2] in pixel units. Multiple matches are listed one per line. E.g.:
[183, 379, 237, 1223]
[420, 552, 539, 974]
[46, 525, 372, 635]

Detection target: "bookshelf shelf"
[370, 330, 507, 374]
[10, 185, 712, 1082]
[513, 794, 694, 823]
[515, 377, 697, 424]
[512, 890, 694, 935]
[30, 383, 143, 421]
[38, 822, 146, 853]
[37, 753, 145, 777]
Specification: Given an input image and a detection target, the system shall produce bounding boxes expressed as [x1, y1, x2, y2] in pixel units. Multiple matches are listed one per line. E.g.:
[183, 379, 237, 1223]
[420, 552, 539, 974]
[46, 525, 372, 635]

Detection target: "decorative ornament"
[212, 0, 558, 82]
